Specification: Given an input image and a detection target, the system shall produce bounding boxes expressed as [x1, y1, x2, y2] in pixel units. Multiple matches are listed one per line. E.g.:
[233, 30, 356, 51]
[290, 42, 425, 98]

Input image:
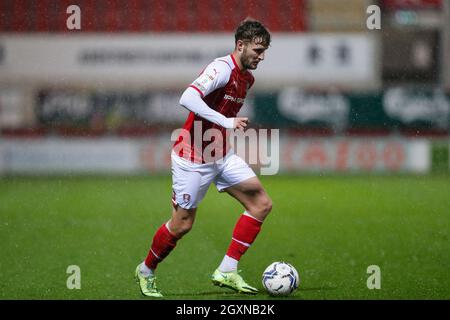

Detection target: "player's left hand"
[233, 117, 249, 131]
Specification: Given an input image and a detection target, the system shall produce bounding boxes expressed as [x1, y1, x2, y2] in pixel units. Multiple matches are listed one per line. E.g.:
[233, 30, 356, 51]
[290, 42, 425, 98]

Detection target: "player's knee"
[248, 195, 272, 220]
[169, 218, 194, 238]
[261, 196, 273, 216]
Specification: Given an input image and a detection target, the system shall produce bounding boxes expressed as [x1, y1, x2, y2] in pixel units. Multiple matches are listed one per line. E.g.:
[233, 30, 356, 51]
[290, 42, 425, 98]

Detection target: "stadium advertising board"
[0, 137, 430, 175]
[0, 87, 30, 129]
[382, 28, 440, 84]
[34, 89, 254, 128]
[255, 88, 450, 133]
[0, 34, 378, 89]
[27, 87, 450, 134]
[382, 0, 442, 10]
[279, 137, 429, 173]
[0, 138, 141, 174]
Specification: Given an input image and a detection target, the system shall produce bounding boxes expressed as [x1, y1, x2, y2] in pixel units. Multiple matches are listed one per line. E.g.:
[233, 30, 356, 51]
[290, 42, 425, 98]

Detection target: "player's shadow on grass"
[165, 286, 337, 298]
[299, 286, 338, 291]
[167, 290, 251, 297]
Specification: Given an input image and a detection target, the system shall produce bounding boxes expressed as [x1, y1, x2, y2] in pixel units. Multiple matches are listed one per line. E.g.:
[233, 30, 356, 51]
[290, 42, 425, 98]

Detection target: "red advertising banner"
[382, 0, 442, 10]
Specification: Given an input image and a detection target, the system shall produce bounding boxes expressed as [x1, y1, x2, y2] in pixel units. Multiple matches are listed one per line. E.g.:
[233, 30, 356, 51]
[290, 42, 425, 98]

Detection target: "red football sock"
[144, 223, 180, 270]
[226, 213, 263, 261]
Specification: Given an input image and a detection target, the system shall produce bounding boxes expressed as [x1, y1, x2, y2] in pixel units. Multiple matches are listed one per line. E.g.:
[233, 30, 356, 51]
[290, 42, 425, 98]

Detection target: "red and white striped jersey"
[173, 54, 255, 163]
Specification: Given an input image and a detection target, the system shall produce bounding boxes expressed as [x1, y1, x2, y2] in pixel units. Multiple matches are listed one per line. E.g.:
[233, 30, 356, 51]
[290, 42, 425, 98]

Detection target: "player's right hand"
[233, 117, 248, 131]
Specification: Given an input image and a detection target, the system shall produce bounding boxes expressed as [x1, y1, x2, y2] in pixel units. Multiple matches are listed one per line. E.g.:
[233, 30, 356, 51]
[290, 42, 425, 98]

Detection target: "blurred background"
[0, 0, 448, 175]
[0, 0, 449, 300]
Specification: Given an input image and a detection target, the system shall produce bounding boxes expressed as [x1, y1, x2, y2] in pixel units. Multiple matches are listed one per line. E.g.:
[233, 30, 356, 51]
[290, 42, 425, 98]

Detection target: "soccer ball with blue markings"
[262, 262, 299, 296]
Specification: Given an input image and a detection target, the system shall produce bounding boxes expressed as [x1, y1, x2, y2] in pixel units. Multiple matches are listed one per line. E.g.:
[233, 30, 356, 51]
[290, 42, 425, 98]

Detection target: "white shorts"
[171, 150, 256, 209]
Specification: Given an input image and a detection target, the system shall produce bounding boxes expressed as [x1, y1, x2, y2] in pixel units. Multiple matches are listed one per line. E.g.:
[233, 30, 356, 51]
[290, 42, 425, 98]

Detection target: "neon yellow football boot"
[211, 269, 258, 294]
[135, 264, 163, 298]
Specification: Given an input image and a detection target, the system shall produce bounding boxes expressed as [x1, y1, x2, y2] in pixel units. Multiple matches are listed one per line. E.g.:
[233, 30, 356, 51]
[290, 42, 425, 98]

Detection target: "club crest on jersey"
[183, 194, 191, 203]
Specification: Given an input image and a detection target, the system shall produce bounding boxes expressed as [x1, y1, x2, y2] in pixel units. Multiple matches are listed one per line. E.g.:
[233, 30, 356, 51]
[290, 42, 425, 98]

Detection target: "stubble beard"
[241, 51, 257, 70]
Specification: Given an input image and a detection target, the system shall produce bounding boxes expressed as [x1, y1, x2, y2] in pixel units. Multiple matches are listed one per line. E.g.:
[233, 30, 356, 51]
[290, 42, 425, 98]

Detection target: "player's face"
[240, 40, 268, 70]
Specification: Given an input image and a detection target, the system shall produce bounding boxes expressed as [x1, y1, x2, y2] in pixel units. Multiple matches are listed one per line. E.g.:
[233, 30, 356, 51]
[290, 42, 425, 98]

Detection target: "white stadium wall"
[0, 34, 380, 91]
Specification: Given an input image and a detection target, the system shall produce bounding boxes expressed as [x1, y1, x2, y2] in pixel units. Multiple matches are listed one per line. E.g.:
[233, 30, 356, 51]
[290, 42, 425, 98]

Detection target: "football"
[262, 261, 299, 296]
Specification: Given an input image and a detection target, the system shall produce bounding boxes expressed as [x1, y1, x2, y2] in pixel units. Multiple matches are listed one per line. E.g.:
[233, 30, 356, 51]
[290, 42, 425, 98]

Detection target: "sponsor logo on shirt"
[224, 94, 245, 104]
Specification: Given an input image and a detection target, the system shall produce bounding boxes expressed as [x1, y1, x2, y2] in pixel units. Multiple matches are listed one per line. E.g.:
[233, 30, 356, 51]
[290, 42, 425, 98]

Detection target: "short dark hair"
[234, 19, 271, 47]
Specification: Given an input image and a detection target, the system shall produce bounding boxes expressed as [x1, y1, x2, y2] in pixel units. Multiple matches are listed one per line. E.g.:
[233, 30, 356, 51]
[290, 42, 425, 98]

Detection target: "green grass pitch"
[0, 174, 448, 299]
